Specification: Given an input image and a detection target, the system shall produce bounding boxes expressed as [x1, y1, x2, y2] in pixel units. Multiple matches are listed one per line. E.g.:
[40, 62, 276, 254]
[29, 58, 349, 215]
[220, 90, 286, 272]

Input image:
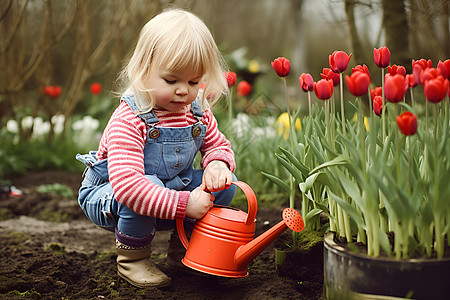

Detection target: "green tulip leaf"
[278, 146, 309, 176]
[309, 156, 348, 175]
[275, 153, 303, 182]
[338, 173, 361, 201]
[378, 227, 392, 256]
[261, 172, 290, 194]
[329, 190, 366, 230]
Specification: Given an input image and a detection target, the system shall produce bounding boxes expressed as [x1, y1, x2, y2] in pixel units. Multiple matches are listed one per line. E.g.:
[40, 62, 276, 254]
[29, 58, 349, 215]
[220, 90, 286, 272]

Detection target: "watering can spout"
[235, 208, 305, 269]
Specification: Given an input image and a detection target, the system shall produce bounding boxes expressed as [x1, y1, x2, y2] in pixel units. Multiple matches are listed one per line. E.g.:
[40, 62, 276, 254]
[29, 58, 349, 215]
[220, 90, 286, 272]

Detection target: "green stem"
[433, 104, 442, 258]
[328, 190, 337, 232]
[308, 91, 312, 118]
[407, 136, 411, 195]
[283, 78, 295, 155]
[339, 73, 345, 135]
[326, 99, 331, 145]
[283, 78, 297, 249]
[381, 68, 386, 141]
[410, 88, 415, 110]
[358, 98, 366, 179]
[394, 104, 401, 188]
[337, 204, 345, 239]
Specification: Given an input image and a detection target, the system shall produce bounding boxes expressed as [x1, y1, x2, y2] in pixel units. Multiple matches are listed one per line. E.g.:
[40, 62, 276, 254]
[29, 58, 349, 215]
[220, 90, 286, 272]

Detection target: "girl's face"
[148, 65, 204, 112]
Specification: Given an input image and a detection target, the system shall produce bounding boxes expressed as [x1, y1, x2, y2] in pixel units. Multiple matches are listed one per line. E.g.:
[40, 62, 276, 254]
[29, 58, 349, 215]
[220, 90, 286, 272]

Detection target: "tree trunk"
[382, 0, 410, 71]
[344, 0, 365, 66]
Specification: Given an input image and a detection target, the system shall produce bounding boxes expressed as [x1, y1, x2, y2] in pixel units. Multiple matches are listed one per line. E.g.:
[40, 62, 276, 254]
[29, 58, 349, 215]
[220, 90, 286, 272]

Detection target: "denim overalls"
[76, 94, 236, 246]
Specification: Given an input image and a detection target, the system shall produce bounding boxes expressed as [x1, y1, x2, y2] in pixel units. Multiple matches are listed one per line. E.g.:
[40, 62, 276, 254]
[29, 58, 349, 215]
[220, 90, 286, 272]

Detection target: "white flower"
[32, 117, 50, 138]
[21, 116, 34, 129]
[6, 120, 19, 133]
[51, 114, 65, 135]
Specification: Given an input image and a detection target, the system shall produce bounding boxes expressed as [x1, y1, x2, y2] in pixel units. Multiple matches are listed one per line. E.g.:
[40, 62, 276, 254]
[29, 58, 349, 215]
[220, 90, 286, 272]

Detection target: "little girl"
[76, 8, 236, 288]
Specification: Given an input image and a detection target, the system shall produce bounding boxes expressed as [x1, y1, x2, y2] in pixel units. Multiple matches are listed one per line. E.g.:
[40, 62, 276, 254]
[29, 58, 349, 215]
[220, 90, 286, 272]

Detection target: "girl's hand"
[186, 184, 214, 219]
[203, 160, 232, 192]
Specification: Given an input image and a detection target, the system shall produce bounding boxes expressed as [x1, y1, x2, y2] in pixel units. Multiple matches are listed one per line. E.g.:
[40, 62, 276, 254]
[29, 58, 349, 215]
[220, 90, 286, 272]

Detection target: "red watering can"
[176, 181, 305, 278]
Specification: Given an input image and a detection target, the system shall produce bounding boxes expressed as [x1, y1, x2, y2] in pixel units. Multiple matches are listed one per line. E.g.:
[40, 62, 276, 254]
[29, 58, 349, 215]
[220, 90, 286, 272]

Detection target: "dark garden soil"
[0, 171, 324, 299]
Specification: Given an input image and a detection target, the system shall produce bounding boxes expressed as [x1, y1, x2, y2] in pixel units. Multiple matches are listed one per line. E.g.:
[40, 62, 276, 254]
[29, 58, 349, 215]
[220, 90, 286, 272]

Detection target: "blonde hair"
[118, 8, 228, 112]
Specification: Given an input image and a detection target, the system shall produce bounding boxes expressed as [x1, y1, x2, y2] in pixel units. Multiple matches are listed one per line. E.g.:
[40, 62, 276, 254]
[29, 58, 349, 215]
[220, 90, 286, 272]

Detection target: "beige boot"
[116, 241, 171, 288]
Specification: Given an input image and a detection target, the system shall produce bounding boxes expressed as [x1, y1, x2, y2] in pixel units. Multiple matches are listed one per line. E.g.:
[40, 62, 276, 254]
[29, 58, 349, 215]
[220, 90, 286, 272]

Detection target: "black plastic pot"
[324, 232, 450, 300]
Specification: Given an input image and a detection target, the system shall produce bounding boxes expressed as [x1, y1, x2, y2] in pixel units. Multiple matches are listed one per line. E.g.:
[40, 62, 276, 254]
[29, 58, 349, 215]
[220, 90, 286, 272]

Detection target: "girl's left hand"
[203, 160, 232, 192]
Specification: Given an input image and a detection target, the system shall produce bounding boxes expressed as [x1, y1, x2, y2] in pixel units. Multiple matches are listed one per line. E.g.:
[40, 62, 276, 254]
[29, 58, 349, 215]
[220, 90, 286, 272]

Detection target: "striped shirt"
[96, 101, 235, 220]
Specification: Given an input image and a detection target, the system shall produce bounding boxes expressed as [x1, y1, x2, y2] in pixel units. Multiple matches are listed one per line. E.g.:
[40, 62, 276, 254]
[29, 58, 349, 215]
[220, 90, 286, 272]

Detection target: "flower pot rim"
[324, 232, 450, 264]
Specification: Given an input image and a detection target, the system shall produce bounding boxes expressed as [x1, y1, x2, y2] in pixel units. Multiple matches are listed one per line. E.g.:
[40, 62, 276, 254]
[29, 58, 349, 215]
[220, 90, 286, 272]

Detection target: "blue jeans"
[78, 169, 236, 239]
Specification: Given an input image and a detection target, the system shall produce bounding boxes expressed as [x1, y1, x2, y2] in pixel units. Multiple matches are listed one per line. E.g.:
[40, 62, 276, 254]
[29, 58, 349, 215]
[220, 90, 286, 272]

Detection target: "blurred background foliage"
[0, 0, 448, 205]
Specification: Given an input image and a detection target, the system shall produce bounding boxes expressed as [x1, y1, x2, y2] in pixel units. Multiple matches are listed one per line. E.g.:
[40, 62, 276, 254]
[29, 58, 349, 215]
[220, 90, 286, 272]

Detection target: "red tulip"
[299, 73, 314, 92]
[373, 95, 383, 117]
[388, 65, 406, 77]
[44, 85, 62, 99]
[314, 79, 334, 100]
[396, 111, 417, 136]
[328, 50, 352, 73]
[424, 76, 449, 103]
[412, 58, 432, 70]
[352, 64, 371, 79]
[373, 46, 390, 68]
[441, 59, 450, 80]
[271, 57, 291, 77]
[237, 80, 252, 96]
[346, 71, 371, 97]
[412, 58, 432, 85]
[406, 74, 417, 88]
[225, 71, 237, 87]
[437, 61, 448, 80]
[384, 74, 408, 103]
[90, 83, 102, 95]
[421, 67, 442, 84]
[370, 86, 382, 101]
[321, 67, 340, 86]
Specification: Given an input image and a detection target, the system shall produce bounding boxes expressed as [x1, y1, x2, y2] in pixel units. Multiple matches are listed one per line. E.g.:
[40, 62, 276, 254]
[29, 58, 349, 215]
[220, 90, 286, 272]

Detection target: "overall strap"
[190, 95, 204, 122]
[122, 93, 159, 125]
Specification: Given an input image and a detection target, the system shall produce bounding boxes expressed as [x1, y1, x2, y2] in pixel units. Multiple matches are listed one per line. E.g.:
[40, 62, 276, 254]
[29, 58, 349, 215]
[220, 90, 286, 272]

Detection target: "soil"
[0, 171, 324, 299]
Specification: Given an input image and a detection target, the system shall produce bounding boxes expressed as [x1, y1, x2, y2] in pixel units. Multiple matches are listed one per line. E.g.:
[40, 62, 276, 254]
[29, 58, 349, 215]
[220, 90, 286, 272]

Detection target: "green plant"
[272, 49, 450, 259]
[37, 183, 75, 199]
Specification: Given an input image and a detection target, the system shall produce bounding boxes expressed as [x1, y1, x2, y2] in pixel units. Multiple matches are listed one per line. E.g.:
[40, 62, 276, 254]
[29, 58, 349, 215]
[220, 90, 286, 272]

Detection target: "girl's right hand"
[185, 184, 214, 219]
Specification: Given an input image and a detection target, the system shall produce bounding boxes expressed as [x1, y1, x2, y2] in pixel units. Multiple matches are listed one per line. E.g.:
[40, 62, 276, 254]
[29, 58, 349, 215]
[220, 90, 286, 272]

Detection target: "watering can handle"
[176, 181, 258, 249]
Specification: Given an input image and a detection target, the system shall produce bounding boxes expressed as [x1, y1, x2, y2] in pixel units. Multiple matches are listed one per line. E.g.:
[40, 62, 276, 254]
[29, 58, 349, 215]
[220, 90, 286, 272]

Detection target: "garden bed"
[0, 170, 324, 299]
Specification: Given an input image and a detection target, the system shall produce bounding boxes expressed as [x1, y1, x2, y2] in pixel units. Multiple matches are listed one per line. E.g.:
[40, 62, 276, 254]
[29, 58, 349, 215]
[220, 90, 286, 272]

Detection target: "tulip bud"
[374, 46, 390, 68]
[225, 71, 237, 87]
[299, 73, 314, 92]
[237, 80, 252, 96]
[329, 51, 352, 73]
[314, 79, 334, 100]
[271, 57, 291, 78]
[396, 111, 417, 136]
